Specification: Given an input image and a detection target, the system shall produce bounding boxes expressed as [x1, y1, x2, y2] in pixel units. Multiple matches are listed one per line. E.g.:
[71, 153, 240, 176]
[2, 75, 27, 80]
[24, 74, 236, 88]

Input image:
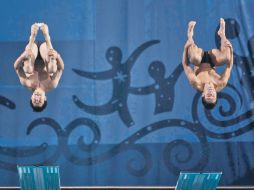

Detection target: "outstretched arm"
[216, 42, 234, 91]
[182, 41, 202, 91]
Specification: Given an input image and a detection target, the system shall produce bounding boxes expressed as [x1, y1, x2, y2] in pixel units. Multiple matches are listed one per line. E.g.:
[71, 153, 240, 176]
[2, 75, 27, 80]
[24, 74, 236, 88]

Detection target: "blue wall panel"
[0, 0, 254, 186]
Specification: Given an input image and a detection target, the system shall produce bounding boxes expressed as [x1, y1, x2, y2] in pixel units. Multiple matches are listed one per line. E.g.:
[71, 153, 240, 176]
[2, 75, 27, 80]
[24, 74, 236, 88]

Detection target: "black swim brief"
[201, 51, 215, 68]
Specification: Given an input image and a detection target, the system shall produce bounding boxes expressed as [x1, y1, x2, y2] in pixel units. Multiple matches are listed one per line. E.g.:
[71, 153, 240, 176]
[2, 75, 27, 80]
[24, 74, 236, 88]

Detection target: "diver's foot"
[188, 21, 196, 39]
[217, 18, 225, 37]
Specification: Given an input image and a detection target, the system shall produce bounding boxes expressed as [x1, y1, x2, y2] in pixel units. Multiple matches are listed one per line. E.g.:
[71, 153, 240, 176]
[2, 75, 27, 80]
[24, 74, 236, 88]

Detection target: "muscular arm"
[13, 52, 29, 86]
[14, 49, 35, 78]
[49, 70, 63, 89]
[182, 42, 202, 91]
[14, 52, 26, 70]
[56, 53, 64, 70]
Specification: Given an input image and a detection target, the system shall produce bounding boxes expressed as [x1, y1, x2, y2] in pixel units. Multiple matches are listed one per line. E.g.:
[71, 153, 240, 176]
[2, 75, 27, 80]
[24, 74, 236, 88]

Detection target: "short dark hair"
[30, 99, 47, 112]
[202, 96, 217, 110]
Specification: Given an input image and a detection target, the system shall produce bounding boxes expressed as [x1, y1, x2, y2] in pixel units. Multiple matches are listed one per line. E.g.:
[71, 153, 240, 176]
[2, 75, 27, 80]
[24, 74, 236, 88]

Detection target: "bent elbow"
[220, 80, 227, 89]
[14, 62, 19, 70]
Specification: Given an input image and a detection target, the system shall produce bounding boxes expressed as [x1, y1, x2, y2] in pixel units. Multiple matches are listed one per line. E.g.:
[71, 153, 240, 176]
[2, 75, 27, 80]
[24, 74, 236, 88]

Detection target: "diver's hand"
[48, 49, 58, 58]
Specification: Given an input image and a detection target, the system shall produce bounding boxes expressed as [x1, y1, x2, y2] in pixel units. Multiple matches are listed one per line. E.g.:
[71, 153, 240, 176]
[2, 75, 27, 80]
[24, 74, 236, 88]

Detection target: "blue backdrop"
[0, 0, 254, 186]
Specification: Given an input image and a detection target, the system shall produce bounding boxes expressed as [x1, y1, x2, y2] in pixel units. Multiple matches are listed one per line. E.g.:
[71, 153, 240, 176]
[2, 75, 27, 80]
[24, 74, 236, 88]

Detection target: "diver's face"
[203, 83, 217, 103]
[31, 88, 46, 107]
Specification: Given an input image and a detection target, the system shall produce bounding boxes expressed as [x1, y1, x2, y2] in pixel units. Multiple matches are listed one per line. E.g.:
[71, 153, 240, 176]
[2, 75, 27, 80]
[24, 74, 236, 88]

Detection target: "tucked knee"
[189, 53, 201, 65]
[215, 49, 231, 64]
[224, 50, 232, 63]
[188, 46, 202, 65]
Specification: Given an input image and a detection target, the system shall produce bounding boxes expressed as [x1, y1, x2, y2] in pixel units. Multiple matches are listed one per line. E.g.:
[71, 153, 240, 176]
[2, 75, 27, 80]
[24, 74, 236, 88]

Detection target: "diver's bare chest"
[27, 71, 51, 86]
[197, 71, 220, 84]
